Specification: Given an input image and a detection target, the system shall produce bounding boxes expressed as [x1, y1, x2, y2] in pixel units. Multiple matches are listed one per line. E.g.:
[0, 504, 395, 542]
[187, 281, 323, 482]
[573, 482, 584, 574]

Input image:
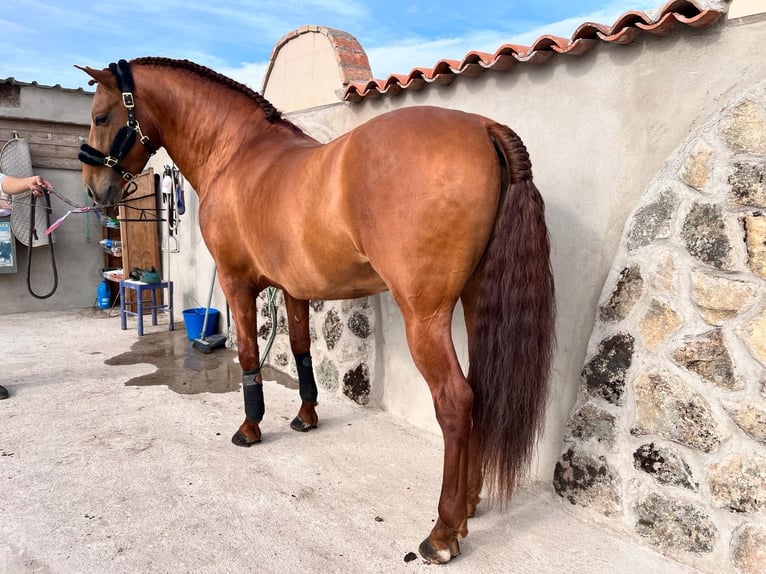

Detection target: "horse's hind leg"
[461, 277, 484, 518]
[284, 294, 319, 432]
[399, 306, 472, 564]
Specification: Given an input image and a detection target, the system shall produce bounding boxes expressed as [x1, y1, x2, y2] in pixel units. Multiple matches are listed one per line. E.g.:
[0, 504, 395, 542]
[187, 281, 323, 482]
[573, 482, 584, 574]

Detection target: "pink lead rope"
[46, 206, 95, 235]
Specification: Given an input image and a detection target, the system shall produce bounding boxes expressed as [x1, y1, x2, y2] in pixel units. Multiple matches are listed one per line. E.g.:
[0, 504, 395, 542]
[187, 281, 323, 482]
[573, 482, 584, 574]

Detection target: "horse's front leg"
[221, 282, 264, 447]
[284, 293, 319, 432]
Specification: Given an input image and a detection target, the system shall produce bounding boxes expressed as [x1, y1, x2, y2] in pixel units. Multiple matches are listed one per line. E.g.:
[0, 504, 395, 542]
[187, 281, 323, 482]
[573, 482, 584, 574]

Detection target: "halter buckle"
[104, 156, 118, 168]
[138, 132, 156, 155]
[122, 92, 135, 108]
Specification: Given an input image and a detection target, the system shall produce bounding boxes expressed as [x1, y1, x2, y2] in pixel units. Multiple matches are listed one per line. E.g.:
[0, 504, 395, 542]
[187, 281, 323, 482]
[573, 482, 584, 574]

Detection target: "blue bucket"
[182, 307, 220, 341]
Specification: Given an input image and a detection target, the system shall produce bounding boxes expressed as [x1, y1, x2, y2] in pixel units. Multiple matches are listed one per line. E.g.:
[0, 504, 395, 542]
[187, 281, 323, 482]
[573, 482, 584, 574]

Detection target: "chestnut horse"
[77, 58, 554, 564]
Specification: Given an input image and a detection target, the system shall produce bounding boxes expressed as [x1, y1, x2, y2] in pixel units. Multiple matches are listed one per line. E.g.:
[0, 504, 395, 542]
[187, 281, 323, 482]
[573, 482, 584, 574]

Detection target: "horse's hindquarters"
[333, 108, 502, 309]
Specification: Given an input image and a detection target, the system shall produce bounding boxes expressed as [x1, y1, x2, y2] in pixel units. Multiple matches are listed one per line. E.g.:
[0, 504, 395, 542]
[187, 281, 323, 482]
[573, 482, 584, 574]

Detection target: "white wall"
[146, 150, 226, 335]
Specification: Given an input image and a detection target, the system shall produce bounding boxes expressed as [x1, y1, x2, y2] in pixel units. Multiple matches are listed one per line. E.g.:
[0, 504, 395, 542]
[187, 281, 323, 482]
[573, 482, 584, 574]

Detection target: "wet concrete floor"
[2, 309, 698, 574]
[105, 328, 296, 395]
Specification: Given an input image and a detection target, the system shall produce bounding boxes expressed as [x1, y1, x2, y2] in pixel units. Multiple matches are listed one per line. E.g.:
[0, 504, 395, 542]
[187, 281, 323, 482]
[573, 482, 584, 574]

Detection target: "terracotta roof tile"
[0, 77, 93, 94]
[343, 0, 724, 102]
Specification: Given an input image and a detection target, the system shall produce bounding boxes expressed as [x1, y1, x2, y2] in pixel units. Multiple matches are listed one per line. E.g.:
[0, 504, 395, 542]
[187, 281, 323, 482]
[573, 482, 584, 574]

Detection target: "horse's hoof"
[418, 536, 459, 564]
[231, 430, 261, 447]
[290, 415, 317, 432]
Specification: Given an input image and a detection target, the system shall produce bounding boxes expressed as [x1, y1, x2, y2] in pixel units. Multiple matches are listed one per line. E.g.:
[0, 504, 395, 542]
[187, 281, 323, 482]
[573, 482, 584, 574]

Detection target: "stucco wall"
[263, 31, 346, 113]
[146, 150, 226, 328]
[0, 84, 100, 314]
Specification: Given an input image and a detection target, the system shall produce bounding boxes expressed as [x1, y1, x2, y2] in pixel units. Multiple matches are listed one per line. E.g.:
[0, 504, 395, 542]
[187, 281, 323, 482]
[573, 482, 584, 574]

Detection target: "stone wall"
[260, 292, 377, 406]
[553, 82, 766, 572]
[226, 290, 377, 407]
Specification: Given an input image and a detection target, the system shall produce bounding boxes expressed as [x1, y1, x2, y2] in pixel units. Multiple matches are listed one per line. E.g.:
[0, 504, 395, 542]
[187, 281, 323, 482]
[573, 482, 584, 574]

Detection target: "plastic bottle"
[161, 173, 173, 198]
[99, 239, 121, 249]
[97, 279, 111, 309]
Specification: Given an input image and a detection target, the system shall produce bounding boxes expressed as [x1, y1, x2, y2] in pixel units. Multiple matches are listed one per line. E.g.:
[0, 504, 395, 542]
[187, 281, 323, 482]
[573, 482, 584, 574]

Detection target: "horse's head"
[75, 60, 159, 207]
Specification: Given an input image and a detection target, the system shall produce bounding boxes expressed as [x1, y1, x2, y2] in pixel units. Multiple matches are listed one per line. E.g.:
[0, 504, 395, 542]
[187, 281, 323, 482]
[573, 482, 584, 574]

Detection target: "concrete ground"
[1, 309, 697, 574]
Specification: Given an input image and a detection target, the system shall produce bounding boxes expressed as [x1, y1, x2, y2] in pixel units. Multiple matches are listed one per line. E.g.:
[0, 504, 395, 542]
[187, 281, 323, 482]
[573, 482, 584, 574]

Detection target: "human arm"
[0, 174, 52, 196]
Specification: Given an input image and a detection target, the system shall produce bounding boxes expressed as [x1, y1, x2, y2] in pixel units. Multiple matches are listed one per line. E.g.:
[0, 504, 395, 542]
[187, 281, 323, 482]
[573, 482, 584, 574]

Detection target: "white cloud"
[364, 0, 663, 79]
[219, 61, 270, 91]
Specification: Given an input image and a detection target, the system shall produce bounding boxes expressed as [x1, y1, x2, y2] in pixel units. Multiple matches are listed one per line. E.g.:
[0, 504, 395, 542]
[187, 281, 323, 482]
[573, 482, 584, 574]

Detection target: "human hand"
[29, 175, 53, 197]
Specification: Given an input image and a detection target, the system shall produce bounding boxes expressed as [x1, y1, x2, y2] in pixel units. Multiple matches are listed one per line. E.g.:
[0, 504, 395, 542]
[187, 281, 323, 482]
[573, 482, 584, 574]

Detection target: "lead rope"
[27, 190, 58, 299]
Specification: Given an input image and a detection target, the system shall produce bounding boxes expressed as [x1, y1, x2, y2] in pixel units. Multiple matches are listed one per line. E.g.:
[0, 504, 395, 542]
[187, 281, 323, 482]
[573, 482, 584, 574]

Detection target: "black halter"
[78, 59, 157, 181]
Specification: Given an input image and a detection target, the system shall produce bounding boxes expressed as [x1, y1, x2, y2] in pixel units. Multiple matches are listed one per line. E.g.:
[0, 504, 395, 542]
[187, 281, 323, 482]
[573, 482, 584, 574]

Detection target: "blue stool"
[120, 279, 174, 336]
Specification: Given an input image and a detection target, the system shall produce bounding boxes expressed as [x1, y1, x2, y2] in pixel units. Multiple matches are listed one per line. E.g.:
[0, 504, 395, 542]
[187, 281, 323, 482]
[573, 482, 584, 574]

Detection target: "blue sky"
[1, 0, 661, 91]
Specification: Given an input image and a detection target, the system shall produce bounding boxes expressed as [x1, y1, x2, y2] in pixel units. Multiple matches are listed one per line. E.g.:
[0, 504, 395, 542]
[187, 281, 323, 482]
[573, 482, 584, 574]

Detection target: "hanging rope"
[27, 191, 58, 299]
[259, 287, 279, 369]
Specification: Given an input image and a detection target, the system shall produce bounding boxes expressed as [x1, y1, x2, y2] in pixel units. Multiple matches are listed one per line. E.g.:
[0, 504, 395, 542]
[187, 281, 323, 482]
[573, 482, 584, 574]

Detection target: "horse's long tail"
[469, 123, 555, 503]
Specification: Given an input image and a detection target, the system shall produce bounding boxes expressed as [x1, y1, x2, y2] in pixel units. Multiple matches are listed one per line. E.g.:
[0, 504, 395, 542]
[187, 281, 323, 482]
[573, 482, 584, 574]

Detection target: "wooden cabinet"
[119, 169, 160, 275]
[102, 169, 162, 311]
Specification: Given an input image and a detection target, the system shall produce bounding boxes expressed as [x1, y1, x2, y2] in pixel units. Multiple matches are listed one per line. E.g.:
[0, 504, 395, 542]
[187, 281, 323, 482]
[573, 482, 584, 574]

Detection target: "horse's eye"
[94, 115, 107, 126]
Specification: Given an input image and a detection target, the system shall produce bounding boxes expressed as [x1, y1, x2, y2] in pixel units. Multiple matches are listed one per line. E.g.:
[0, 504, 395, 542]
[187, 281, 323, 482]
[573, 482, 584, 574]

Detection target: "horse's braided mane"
[131, 56, 304, 134]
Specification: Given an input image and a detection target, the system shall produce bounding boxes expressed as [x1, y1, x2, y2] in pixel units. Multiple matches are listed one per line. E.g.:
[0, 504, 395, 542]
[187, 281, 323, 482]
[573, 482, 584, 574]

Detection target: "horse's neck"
[141, 71, 301, 195]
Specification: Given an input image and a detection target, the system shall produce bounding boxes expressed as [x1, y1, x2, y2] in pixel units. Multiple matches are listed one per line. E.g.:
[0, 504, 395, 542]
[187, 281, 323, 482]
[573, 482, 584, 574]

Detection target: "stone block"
[632, 442, 698, 490]
[341, 297, 370, 313]
[681, 203, 733, 270]
[723, 403, 766, 444]
[632, 371, 723, 453]
[672, 328, 742, 391]
[581, 332, 634, 405]
[273, 351, 290, 368]
[638, 298, 683, 351]
[342, 363, 370, 405]
[691, 271, 757, 326]
[257, 318, 273, 340]
[627, 189, 678, 252]
[680, 145, 712, 191]
[709, 454, 766, 513]
[731, 523, 766, 574]
[598, 265, 643, 323]
[565, 402, 617, 451]
[552, 447, 622, 515]
[730, 161, 766, 208]
[340, 338, 368, 362]
[740, 308, 766, 368]
[650, 253, 676, 293]
[317, 356, 339, 392]
[275, 312, 289, 336]
[743, 213, 766, 279]
[721, 100, 766, 155]
[347, 310, 372, 338]
[323, 308, 343, 350]
[634, 491, 718, 553]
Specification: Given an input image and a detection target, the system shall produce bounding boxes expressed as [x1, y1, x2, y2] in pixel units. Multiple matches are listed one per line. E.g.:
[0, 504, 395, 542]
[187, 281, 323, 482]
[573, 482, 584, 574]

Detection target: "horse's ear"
[74, 64, 112, 87]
